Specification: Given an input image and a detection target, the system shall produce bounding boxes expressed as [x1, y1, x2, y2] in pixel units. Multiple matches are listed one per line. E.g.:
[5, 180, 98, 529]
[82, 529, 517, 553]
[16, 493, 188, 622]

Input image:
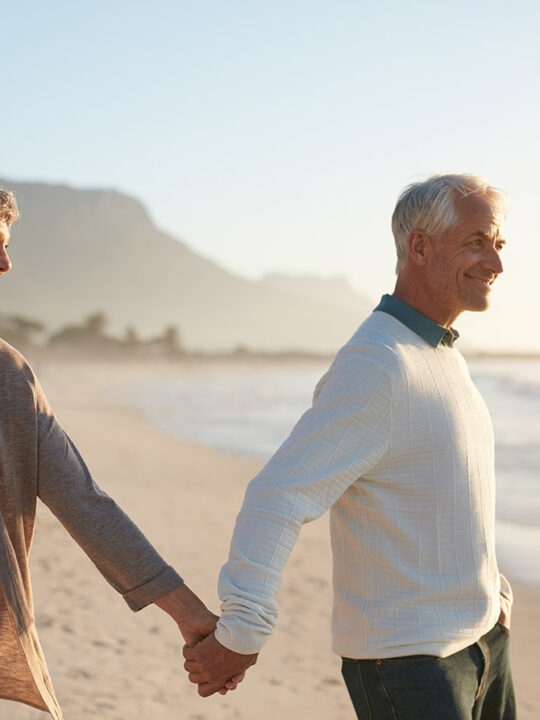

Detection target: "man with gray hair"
[185, 174, 516, 719]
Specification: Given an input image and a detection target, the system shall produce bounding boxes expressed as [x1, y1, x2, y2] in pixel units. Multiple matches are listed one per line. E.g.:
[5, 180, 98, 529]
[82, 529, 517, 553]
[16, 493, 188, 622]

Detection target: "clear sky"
[4, 0, 540, 350]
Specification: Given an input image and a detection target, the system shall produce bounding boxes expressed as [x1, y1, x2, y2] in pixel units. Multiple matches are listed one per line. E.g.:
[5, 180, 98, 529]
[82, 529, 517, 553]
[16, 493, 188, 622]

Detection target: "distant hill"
[0, 180, 372, 353]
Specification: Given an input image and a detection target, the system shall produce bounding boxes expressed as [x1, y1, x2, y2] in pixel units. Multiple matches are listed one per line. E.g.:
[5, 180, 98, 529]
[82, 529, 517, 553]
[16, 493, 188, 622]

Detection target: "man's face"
[426, 194, 505, 320]
[0, 221, 12, 276]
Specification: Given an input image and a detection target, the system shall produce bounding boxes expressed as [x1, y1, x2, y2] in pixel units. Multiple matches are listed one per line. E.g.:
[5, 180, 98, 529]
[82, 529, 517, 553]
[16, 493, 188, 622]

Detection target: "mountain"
[0, 180, 372, 353]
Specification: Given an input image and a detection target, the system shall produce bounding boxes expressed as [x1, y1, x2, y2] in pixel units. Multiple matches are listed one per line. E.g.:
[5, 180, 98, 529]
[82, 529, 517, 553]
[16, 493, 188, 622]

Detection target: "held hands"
[154, 583, 244, 694]
[179, 610, 248, 695]
[183, 633, 258, 697]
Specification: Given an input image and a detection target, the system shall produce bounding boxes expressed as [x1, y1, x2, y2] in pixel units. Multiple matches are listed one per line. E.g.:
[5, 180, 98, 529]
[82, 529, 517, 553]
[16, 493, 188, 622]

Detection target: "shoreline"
[5, 358, 538, 719]
[78, 356, 540, 590]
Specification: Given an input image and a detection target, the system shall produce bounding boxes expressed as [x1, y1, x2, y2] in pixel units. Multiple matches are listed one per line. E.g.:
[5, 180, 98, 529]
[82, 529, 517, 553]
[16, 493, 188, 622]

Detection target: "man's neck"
[392, 278, 459, 329]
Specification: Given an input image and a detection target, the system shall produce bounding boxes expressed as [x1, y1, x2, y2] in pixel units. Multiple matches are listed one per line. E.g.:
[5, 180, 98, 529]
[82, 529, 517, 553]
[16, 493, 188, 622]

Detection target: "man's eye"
[473, 238, 482, 246]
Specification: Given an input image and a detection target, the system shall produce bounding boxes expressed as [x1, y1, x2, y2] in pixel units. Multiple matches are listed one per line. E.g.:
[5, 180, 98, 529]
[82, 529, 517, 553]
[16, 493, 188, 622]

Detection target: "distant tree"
[48, 313, 185, 360]
[161, 325, 182, 353]
[233, 344, 251, 357]
[0, 314, 46, 349]
[84, 312, 107, 337]
[49, 311, 111, 353]
[124, 326, 139, 344]
[122, 326, 142, 358]
[10, 316, 45, 337]
[49, 325, 86, 346]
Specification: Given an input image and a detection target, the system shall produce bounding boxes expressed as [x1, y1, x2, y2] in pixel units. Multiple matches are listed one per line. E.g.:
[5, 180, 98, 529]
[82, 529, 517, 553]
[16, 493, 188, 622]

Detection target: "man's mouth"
[466, 275, 494, 289]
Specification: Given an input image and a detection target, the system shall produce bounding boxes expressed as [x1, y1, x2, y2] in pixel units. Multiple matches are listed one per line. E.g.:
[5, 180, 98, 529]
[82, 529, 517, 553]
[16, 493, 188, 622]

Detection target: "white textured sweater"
[216, 310, 507, 659]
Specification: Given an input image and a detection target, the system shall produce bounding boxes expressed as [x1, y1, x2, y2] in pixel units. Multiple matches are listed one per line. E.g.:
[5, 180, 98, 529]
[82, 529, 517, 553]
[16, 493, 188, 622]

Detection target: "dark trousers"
[341, 623, 516, 720]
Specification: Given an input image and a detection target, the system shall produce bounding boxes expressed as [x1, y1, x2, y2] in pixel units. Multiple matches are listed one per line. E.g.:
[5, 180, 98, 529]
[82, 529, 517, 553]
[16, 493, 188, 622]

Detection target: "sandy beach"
[3, 359, 539, 720]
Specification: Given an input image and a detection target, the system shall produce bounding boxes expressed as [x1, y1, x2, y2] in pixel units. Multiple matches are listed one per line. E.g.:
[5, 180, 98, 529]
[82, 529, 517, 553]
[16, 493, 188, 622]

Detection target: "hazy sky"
[4, 1, 540, 350]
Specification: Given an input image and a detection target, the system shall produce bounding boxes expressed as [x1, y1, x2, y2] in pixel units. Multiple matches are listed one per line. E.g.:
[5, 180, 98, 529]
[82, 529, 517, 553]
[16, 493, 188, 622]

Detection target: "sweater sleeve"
[33, 373, 183, 611]
[215, 349, 392, 654]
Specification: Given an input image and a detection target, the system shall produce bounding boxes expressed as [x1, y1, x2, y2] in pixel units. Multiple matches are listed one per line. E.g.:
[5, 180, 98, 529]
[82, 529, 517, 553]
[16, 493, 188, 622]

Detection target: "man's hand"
[154, 584, 244, 693]
[183, 633, 258, 697]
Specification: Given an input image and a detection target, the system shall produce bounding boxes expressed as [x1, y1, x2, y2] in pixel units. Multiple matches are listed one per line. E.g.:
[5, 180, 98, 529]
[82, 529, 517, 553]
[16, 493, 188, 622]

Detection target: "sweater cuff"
[122, 565, 184, 611]
[214, 616, 270, 655]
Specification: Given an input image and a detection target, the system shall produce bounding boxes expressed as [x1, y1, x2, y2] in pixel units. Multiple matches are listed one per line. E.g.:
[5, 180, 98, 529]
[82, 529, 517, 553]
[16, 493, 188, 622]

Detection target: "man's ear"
[407, 230, 431, 266]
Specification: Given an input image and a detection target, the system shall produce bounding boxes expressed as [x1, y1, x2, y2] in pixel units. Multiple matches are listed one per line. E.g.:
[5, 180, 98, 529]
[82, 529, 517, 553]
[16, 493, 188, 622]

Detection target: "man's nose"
[484, 245, 503, 276]
[0, 246, 12, 273]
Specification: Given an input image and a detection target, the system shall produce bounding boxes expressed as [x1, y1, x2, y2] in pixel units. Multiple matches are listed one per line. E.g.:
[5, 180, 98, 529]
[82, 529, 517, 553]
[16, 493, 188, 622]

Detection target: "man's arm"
[185, 349, 393, 694]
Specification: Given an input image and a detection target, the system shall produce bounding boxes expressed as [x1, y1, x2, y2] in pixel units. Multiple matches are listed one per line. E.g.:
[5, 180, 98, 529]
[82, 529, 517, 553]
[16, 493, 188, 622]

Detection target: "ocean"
[113, 357, 540, 586]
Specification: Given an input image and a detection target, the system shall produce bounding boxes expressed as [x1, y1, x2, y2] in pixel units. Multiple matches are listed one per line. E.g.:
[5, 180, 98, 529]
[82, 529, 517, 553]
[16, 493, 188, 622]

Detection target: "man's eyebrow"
[470, 231, 506, 244]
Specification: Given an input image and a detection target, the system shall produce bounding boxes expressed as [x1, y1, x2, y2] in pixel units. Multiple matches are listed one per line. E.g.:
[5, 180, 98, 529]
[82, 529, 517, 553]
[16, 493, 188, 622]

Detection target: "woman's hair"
[0, 188, 19, 225]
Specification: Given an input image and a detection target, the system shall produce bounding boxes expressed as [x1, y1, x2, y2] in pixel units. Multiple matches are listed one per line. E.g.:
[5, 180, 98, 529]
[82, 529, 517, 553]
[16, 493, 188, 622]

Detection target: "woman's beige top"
[0, 341, 183, 718]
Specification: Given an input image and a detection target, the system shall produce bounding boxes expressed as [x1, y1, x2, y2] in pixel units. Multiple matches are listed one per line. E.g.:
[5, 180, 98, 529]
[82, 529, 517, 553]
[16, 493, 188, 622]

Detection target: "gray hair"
[392, 174, 508, 272]
[0, 188, 19, 225]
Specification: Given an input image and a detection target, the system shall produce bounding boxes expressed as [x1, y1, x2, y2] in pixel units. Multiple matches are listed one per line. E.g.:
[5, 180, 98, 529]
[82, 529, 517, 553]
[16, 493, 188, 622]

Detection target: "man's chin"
[466, 296, 491, 313]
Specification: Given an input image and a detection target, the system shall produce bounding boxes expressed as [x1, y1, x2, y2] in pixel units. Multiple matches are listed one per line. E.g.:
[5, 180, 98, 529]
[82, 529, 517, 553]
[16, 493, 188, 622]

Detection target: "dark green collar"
[374, 294, 458, 348]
